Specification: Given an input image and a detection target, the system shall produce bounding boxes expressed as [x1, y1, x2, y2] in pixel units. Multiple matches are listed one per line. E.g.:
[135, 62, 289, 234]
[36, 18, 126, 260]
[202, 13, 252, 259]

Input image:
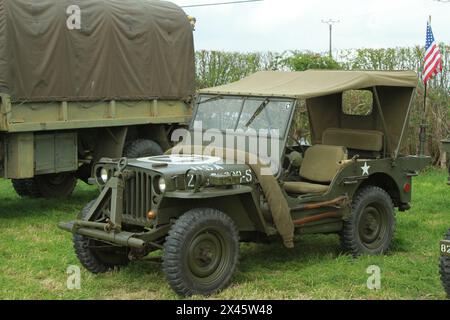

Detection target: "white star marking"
[361, 162, 371, 176]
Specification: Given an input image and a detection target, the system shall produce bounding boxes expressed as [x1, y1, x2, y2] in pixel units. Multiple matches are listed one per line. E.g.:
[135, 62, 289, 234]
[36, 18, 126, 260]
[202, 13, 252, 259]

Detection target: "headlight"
[100, 168, 109, 183]
[158, 176, 166, 193]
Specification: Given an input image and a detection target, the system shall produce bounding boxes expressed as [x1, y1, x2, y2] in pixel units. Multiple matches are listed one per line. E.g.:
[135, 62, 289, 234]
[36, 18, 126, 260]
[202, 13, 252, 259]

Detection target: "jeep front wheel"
[163, 208, 239, 297]
[340, 186, 396, 257]
[73, 201, 129, 273]
[440, 229, 450, 297]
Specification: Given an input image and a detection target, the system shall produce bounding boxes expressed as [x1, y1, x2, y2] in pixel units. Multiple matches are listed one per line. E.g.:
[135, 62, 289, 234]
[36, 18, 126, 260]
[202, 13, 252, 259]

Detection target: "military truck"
[440, 139, 450, 297]
[0, 0, 195, 198]
[59, 70, 430, 296]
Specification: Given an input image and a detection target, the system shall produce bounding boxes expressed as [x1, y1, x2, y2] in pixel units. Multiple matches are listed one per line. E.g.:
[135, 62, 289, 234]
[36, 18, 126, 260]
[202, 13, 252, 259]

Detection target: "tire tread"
[73, 201, 129, 274]
[340, 186, 396, 257]
[162, 208, 239, 297]
[11, 179, 42, 198]
[123, 139, 163, 158]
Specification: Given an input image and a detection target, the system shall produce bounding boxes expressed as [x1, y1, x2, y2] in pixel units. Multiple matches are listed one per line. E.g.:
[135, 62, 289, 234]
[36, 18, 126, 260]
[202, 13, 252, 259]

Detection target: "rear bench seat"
[322, 128, 384, 158]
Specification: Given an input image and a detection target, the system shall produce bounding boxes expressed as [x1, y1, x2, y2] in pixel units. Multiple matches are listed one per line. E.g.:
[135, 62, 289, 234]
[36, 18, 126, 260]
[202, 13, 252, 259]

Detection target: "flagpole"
[419, 83, 427, 156]
[419, 15, 432, 156]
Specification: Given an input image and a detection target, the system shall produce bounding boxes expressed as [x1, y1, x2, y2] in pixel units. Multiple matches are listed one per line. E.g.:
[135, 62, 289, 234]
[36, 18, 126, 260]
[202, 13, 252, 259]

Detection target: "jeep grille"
[123, 169, 152, 226]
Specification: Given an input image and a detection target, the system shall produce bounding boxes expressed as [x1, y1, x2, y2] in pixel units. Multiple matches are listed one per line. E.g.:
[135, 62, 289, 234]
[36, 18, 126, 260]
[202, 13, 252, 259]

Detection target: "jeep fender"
[160, 188, 271, 235]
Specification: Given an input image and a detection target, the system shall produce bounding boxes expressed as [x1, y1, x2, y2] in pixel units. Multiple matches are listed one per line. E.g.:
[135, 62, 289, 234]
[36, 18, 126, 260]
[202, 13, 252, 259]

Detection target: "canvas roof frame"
[199, 71, 419, 159]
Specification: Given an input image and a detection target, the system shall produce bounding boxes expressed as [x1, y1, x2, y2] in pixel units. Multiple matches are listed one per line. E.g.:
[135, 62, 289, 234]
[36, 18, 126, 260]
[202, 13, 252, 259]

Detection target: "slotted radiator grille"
[123, 170, 152, 226]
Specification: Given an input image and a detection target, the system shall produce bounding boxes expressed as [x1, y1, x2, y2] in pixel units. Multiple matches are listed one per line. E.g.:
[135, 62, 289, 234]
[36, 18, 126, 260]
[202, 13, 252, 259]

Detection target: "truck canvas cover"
[0, 0, 195, 102]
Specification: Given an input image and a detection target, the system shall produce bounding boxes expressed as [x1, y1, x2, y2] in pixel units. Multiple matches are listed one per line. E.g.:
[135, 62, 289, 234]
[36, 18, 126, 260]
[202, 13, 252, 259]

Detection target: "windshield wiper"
[244, 98, 270, 128]
[197, 95, 223, 105]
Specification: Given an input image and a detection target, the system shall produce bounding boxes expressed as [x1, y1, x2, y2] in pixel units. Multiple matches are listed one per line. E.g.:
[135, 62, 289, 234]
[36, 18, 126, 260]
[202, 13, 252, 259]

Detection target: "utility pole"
[321, 19, 340, 58]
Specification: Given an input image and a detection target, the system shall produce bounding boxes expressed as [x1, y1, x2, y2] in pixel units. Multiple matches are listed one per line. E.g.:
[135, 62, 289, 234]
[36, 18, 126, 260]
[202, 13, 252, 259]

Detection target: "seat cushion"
[322, 128, 383, 152]
[284, 181, 329, 194]
[299, 145, 347, 183]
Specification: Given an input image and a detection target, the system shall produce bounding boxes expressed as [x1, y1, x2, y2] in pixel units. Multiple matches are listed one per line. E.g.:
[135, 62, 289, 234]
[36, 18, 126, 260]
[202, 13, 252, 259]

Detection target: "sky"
[172, 0, 450, 53]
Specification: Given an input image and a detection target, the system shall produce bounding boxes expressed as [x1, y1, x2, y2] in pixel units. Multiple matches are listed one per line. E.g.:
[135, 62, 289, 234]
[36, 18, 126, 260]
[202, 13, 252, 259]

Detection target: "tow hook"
[104, 219, 119, 233]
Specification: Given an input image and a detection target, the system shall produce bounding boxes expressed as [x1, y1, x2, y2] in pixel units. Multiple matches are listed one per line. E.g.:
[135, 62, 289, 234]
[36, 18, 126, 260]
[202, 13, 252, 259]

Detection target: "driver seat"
[284, 145, 347, 195]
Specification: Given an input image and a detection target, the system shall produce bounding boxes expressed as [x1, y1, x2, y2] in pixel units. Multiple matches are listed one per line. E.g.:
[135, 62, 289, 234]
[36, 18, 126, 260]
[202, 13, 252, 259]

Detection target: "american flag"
[423, 21, 443, 84]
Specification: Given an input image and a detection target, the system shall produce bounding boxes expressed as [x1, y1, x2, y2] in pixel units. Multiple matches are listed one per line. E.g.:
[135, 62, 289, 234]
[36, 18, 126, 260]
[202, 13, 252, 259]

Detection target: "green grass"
[0, 169, 449, 300]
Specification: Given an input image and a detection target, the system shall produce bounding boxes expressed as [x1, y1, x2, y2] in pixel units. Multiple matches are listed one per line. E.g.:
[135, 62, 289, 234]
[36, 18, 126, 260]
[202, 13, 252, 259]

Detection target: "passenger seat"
[322, 128, 384, 158]
[284, 145, 347, 195]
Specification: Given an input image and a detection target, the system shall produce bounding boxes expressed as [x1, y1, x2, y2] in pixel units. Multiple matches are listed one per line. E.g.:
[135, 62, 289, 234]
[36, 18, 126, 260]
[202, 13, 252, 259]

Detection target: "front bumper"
[58, 170, 157, 248]
[58, 221, 146, 248]
[58, 162, 255, 248]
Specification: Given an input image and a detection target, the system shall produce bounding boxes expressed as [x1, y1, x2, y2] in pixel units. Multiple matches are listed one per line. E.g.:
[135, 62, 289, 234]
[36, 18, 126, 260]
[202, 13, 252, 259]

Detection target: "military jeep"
[440, 139, 450, 297]
[59, 71, 430, 297]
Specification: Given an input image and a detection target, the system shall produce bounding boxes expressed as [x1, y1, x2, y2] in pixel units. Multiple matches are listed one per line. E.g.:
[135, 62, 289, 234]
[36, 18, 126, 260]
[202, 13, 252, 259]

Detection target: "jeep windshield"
[192, 95, 295, 137]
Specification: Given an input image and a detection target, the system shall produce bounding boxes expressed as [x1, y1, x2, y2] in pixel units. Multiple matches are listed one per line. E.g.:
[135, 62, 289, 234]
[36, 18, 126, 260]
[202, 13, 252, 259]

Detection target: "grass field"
[0, 169, 449, 300]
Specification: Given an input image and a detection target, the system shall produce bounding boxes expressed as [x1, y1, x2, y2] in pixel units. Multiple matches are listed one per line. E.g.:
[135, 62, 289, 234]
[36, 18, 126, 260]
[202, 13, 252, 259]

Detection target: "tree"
[284, 52, 341, 71]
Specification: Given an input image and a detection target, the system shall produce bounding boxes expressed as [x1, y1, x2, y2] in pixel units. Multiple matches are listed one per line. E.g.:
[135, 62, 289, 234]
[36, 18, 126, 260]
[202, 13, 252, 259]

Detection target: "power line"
[321, 19, 340, 58]
[181, 0, 264, 8]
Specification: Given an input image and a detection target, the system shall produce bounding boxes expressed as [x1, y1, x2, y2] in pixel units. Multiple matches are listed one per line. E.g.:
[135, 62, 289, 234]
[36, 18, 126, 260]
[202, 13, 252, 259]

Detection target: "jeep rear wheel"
[163, 208, 239, 297]
[340, 186, 396, 257]
[440, 229, 450, 298]
[73, 201, 129, 274]
[12, 172, 77, 198]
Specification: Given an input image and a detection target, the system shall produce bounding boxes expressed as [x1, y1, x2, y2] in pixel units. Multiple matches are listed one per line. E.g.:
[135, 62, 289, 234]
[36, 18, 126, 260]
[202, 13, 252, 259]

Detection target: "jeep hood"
[126, 154, 238, 175]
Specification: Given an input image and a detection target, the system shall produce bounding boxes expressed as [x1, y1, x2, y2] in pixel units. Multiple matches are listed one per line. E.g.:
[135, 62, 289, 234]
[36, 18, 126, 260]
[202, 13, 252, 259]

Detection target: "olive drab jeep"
[440, 139, 450, 297]
[59, 70, 430, 297]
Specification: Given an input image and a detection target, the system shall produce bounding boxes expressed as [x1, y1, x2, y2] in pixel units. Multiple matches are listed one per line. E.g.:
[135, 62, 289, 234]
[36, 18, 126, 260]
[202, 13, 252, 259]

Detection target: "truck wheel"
[163, 208, 239, 297]
[11, 173, 76, 198]
[36, 173, 77, 198]
[11, 179, 41, 198]
[340, 186, 396, 257]
[440, 229, 450, 298]
[73, 201, 129, 274]
[123, 139, 163, 158]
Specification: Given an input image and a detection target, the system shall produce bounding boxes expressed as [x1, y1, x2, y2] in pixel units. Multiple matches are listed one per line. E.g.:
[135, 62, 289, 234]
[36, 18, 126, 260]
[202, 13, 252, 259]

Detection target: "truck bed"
[0, 94, 192, 133]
